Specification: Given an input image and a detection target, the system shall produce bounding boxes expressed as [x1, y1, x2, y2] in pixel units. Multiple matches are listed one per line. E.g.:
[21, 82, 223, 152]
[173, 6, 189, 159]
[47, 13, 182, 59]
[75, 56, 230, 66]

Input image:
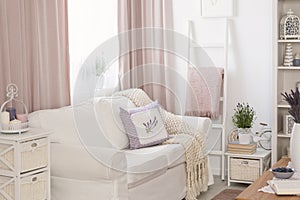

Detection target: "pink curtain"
[0, 0, 70, 112]
[118, 0, 175, 112]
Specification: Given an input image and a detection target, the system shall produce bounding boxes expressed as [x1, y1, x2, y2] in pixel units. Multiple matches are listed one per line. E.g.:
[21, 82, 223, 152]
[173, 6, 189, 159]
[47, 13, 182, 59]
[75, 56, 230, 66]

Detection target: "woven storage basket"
[230, 158, 259, 181]
[0, 176, 14, 200]
[0, 172, 47, 200]
[0, 138, 48, 173]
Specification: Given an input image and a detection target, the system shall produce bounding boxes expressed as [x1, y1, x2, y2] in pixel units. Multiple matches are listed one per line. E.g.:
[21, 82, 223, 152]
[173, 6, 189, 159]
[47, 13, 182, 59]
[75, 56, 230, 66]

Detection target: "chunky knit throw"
[114, 88, 208, 200]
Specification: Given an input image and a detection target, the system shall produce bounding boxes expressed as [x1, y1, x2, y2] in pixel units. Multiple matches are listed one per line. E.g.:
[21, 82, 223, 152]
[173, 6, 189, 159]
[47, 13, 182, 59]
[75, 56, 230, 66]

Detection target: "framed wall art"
[201, 0, 234, 17]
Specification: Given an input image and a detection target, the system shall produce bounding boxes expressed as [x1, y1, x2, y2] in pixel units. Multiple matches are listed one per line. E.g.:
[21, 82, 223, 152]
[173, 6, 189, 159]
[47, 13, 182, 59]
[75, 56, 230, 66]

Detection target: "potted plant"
[281, 88, 300, 171]
[232, 102, 256, 144]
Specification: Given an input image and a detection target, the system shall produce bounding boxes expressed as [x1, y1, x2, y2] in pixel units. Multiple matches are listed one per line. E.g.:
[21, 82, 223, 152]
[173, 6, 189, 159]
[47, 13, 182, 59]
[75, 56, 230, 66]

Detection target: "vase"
[238, 128, 253, 144]
[290, 123, 300, 171]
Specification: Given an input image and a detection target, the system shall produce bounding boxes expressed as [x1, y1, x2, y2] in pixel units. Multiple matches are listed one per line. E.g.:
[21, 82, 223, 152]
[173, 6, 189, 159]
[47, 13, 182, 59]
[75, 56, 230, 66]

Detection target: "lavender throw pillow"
[120, 101, 169, 149]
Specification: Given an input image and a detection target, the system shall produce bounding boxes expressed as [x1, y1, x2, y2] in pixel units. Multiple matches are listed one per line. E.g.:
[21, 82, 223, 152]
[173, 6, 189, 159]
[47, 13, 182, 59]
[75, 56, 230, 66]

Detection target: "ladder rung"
[212, 124, 223, 129]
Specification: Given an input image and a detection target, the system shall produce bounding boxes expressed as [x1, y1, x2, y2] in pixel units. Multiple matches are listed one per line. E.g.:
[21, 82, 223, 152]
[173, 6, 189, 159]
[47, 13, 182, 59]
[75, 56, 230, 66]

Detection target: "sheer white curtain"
[0, 0, 70, 112]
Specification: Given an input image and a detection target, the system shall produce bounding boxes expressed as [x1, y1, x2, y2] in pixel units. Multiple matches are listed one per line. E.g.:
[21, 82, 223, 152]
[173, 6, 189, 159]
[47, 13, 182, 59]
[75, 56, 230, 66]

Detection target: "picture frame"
[283, 115, 294, 135]
[201, 0, 234, 17]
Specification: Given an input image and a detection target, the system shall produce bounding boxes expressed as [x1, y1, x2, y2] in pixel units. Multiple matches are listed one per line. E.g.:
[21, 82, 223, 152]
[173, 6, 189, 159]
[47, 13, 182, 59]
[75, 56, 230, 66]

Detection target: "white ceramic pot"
[291, 123, 300, 172]
[238, 128, 253, 144]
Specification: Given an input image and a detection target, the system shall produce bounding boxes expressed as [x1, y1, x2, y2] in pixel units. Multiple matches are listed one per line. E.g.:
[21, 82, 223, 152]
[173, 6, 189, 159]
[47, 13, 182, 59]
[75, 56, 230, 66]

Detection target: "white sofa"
[29, 95, 213, 200]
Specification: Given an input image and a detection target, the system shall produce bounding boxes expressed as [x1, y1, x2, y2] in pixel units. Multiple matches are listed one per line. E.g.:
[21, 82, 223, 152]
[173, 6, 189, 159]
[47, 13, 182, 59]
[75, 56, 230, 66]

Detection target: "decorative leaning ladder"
[187, 18, 229, 180]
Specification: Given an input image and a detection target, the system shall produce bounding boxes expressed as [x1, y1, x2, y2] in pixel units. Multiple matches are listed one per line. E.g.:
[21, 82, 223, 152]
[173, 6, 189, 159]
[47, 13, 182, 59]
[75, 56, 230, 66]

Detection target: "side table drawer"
[0, 137, 48, 173]
[0, 171, 48, 200]
[20, 138, 48, 173]
[230, 158, 260, 181]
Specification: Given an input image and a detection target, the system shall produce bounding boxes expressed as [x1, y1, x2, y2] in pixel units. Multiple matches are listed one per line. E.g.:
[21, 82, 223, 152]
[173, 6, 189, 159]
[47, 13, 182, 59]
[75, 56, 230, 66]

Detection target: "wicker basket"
[1, 122, 29, 133]
[0, 138, 48, 173]
[230, 158, 259, 181]
[0, 171, 47, 200]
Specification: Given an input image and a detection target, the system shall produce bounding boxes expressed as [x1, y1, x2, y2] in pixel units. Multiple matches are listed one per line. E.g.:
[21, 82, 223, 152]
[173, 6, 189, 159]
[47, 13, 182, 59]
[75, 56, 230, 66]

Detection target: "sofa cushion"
[126, 154, 168, 189]
[94, 96, 136, 149]
[125, 143, 185, 188]
[125, 144, 185, 169]
[120, 101, 169, 149]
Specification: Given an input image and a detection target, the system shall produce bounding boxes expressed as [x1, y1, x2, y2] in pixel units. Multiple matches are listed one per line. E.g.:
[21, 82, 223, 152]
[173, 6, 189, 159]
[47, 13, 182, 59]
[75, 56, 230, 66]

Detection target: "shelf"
[278, 131, 291, 138]
[278, 66, 300, 70]
[278, 39, 300, 43]
[278, 134, 291, 138]
[277, 104, 290, 108]
[210, 150, 224, 155]
[212, 124, 223, 129]
[273, 0, 300, 166]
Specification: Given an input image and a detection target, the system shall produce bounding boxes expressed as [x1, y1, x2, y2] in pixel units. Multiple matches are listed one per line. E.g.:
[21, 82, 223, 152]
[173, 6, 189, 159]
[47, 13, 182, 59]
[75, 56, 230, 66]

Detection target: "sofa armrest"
[51, 143, 127, 181]
[179, 115, 212, 139]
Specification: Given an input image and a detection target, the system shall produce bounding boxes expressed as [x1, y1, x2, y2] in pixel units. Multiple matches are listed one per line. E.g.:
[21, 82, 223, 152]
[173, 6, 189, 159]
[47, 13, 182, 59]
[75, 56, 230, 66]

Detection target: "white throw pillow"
[94, 96, 136, 149]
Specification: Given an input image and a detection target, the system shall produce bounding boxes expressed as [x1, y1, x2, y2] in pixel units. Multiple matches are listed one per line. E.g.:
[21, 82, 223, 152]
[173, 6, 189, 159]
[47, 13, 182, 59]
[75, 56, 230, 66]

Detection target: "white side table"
[226, 148, 271, 186]
[0, 128, 51, 200]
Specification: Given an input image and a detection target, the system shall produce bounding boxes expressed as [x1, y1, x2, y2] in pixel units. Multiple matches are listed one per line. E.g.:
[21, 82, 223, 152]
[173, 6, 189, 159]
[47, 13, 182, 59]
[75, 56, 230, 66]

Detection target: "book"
[228, 142, 257, 150]
[228, 146, 256, 150]
[227, 141, 256, 154]
[228, 145, 256, 149]
[227, 149, 256, 155]
[269, 179, 300, 195]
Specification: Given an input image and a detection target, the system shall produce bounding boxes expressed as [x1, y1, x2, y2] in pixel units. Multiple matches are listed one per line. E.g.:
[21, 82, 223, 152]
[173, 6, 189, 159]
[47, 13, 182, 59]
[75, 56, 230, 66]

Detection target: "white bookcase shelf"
[272, 0, 300, 164]
[278, 66, 300, 69]
[278, 133, 291, 138]
[278, 39, 300, 43]
[277, 104, 290, 108]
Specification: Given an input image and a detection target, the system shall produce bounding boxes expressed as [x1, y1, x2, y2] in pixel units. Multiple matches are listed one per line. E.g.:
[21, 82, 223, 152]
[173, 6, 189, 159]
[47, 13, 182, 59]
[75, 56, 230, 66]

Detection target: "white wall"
[173, 0, 273, 175]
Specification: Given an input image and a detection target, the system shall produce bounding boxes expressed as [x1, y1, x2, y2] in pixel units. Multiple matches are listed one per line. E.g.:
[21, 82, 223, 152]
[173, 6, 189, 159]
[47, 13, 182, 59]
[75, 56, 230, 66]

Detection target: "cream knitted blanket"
[114, 89, 208, 200]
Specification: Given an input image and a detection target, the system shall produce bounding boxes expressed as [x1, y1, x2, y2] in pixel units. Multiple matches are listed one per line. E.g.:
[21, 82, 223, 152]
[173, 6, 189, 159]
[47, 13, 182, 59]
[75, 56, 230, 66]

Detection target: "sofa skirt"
[129, 164, 186, 200]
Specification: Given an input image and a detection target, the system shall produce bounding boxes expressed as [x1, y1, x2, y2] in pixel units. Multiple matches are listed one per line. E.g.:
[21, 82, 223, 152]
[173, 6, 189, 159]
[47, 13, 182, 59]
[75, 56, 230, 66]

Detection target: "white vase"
[290, 123, 300, 172]
[238, 128, 253, 144]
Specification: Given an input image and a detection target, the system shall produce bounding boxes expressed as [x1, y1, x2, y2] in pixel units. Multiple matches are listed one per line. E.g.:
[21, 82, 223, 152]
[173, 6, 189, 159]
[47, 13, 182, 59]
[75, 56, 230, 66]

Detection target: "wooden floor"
[197, 176, 247, 200]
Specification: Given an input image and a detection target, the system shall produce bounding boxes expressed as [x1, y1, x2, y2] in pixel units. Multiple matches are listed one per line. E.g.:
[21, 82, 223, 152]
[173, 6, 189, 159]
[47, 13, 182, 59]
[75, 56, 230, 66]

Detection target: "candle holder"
[280, 9, 300, 40]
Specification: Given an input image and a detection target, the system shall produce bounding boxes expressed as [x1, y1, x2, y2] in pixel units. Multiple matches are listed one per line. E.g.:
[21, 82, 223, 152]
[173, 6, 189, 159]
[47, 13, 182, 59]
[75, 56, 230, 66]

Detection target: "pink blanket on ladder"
[185, 67, 224, 119]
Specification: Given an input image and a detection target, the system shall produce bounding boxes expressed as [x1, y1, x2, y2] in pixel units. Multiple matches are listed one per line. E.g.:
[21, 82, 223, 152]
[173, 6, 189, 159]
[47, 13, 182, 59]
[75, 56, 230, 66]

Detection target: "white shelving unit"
[188, 18, 229, 180]
[272, 0, 300, 164]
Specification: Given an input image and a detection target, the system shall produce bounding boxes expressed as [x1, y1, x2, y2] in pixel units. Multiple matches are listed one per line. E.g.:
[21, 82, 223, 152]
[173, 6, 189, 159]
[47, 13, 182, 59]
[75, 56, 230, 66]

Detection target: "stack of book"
[228, 141, 256, 154]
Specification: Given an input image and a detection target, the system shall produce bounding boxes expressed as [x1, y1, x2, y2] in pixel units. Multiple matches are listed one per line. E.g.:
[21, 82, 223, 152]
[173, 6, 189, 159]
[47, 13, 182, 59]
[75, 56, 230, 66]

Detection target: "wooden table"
[236, 158, 300, 200]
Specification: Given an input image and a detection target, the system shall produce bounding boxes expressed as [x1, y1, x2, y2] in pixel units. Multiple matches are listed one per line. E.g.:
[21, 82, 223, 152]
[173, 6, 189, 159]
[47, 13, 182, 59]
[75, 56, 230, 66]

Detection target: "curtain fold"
[118, 0, 175, 112]
[0, 0, 70, 112]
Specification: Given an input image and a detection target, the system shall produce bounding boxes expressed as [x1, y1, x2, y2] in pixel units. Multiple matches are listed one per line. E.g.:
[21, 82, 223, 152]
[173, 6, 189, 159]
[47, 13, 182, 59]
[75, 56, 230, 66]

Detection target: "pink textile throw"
[185, 67, 224, 119]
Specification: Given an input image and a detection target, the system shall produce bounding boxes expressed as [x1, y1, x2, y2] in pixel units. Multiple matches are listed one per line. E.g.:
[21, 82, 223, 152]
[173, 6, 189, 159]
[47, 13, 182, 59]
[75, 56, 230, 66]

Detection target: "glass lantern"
[280, 9, 300, 40]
